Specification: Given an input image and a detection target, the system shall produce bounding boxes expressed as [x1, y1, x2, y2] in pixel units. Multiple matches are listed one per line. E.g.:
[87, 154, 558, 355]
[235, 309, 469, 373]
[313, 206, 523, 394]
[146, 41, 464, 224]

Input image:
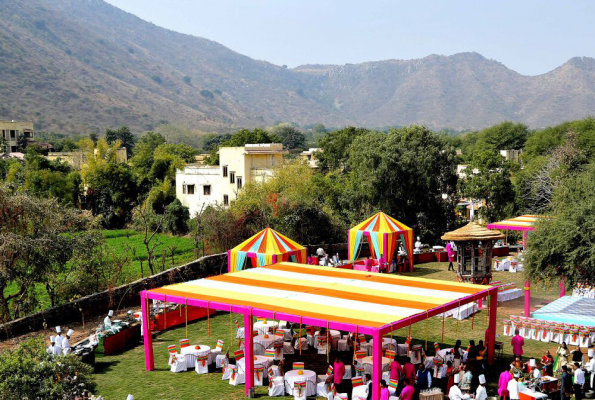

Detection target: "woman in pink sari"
[498, 368, 513, 400]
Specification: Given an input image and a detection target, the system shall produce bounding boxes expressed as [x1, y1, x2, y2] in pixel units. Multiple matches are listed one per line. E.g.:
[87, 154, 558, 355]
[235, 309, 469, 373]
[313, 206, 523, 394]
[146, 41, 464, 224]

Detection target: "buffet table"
[96, 322, 141, 355]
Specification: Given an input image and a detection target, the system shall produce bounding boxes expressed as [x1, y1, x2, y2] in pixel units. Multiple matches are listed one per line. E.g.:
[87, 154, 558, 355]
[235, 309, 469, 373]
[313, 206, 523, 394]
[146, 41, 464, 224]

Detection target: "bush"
[200, 89, 214, 100]
[0, 337, 96, 399]
[151, 75, 162, 84]
[163, 198, 190, 235]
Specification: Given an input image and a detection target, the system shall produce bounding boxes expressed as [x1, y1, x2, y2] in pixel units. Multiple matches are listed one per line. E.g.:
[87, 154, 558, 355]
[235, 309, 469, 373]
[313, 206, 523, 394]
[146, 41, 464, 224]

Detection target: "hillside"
[1, 0, 595, 133]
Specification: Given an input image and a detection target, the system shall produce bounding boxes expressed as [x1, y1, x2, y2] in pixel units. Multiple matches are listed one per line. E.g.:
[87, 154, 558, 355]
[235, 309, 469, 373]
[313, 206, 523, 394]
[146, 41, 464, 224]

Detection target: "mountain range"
[1, 0, 595, 134]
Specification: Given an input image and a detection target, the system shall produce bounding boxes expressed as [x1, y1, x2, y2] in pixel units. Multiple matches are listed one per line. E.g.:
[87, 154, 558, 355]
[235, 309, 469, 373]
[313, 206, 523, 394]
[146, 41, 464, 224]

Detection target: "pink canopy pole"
[487, 286, 498, 365]
[244, 309, 254, 397]
[227, 250, 232, 272]
[141, 291, 154, 371]
[372, 329, 383, 400]
[524, 281, 531, 316]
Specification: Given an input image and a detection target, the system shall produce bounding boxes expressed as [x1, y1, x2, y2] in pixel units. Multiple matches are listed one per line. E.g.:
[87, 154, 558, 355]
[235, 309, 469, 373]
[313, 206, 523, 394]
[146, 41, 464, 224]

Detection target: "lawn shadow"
[94, 359, 121, 374]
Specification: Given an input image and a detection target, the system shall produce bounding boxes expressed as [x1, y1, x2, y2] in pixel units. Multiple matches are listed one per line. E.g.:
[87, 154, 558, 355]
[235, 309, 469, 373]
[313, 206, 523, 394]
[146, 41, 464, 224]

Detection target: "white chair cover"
[343, 365, 353, 380]
[254, 368, 264, 386]
[216, 354, 227, 368]
[253, 343, 266, 356]
[222, 361, 234, 380]
[362, 362, 373, 375]
[318, 343, 328, 355]
[317, 382, 333, 398]
[283, 341, 296, 354]
[170, 354, 186, 373]
[352, 383, 368, 400]
[294, 337, 308, 350]
[229, 366, 245, 386]
[268, 376, 285, 396]
[195, 358, 209, 374]
[292, 380, 307, 400]
[268, 364, 282, 377]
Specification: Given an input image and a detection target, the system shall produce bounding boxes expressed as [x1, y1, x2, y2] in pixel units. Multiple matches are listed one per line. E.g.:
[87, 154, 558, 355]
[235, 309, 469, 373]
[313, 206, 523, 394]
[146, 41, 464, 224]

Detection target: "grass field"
[93, 261, 565, 400]
[104, 229, 198, 282]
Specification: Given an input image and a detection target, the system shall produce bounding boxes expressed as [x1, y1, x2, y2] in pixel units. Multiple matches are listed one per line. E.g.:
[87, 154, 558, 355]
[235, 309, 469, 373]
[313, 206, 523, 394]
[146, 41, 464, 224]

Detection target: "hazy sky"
[104, 0, 595, 76]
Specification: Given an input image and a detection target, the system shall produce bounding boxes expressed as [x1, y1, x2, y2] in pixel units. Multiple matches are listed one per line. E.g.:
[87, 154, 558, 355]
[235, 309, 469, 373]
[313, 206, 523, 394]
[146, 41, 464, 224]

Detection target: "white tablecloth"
[285, 370, 317, 396]
[253, 334, 276, 349]
[254, 321, 279, 335]
[498, 288, 523, 302]
[438, 303, 478, 320]
[237, 355, 271, 372]
[361, 356, 391, 371]
[181, 345, 211, 357]
[369, 337, 397, 349]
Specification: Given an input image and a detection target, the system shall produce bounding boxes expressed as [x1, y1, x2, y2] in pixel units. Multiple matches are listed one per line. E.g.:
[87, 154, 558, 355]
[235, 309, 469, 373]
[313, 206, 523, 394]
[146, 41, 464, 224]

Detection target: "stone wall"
[0, 253, 227, 341]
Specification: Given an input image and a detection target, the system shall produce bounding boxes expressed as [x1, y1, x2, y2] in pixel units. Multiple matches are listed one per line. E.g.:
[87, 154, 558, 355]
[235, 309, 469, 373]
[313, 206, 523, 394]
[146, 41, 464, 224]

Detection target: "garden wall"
[0, 242, 360, 341]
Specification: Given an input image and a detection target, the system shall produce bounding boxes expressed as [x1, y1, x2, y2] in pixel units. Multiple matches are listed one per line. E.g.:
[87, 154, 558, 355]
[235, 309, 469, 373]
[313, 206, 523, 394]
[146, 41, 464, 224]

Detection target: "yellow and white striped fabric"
[148, 262, 486, 328]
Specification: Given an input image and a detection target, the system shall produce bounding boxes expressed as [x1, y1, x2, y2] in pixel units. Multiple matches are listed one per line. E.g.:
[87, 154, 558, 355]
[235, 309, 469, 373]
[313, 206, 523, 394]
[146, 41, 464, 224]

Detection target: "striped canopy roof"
[228, 228, 306, 272]
[350, 211, 412, 233]
[486, 215, 551, 231]
[149, 262, 487, 328]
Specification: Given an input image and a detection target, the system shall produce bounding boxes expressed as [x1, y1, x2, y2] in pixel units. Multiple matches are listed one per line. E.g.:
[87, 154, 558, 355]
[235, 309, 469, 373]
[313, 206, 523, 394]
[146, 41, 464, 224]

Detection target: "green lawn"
[93, 261, 565, 400]
[104, 229, 197, 282]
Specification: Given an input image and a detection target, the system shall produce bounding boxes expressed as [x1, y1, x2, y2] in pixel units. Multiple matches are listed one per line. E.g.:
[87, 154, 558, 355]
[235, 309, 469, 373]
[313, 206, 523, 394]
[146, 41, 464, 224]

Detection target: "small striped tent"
[348, 212, 414, 271]
[227, 227, 306, 272]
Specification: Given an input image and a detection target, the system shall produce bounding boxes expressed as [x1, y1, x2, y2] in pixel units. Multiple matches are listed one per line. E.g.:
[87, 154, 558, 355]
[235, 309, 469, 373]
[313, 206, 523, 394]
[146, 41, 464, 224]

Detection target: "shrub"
[163, 198, 190, 235]
[200, 89, 214, 100]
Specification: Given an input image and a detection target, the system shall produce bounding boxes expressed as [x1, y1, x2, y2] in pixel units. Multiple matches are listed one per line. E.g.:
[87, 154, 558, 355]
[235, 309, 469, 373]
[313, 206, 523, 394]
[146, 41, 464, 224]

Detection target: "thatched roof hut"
[442, 222, 504, 242]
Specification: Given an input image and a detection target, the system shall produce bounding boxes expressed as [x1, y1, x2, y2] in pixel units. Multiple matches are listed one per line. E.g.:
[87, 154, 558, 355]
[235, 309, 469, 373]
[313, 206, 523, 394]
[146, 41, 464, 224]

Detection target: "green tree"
[131, 132, 167, 177]
[460, 150, 514, 222]
[525, 163, 595, 288]
[474, 121, 530, 152]
[316, 126, 371, 172]
[105, 126, 135, 156]
[163, 198, 190, 235]
[269, 124, 306, 150]
[342, 126, 458, 240]
[0, 337, 96, 399]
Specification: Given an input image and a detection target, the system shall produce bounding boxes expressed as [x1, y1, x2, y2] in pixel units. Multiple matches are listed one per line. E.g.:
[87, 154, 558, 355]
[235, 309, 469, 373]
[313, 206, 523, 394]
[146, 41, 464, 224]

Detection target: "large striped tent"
[348, 212, 414, 271]
[227, 227, 306, 272]
[487, 215, 552, 247]
[140, 263, 499, 400]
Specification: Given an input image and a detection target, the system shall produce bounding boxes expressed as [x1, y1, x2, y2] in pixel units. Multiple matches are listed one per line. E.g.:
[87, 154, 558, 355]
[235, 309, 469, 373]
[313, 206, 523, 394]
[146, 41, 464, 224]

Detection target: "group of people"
[46, 326, 74, 356]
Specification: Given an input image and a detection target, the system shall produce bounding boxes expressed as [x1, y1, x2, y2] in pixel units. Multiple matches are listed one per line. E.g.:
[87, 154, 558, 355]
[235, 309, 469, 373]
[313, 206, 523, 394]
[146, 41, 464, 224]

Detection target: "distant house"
[0, 120, 35, 153]
[176, 143, 288, 216]
[500, 149, 522, 163]
[299, 148, 321, 169]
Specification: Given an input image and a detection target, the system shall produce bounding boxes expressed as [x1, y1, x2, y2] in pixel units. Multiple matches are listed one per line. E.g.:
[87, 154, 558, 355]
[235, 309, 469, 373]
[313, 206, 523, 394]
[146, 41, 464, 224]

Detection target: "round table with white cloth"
[369, 337, 397, 349]
[314, 330, 341, 350]
[253, 334, 277, 349]
[284, 369, 317, 396]
[181, 345, 211, 357]
[236, 355, 271, 372]
[361, 356, 391, 372]
[254, 321, 279, 335]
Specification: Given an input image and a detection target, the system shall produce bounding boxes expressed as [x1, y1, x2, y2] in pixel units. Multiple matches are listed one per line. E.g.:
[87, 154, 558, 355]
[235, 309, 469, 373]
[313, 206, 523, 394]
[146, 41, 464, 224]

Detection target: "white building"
[299, 148, 321, 169]
[176, 143, 288, 216]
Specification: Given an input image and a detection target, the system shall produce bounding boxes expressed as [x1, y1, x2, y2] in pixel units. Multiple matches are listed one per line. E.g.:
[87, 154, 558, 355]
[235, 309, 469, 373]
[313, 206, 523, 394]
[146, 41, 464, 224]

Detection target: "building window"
[10, 130, 15, 139]
[187, 184, 195, 195]
[222, 165, 228, 177]
[230, 172, 235, 184]
[203, 185, 211, 196]
[223, 194, 229, 206]
[237, 176, 243, 189]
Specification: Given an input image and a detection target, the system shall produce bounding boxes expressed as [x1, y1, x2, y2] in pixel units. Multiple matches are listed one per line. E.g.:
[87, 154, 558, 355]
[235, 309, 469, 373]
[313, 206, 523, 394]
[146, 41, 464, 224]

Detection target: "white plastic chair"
[228, 365, 245, 386]
[170, 354, 186, 373]
[268, 376, 285, 396]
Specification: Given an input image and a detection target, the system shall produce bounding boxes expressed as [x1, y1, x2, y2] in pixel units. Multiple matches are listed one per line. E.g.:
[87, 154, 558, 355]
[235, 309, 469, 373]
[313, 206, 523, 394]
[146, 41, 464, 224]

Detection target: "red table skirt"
[154, 306, 216, 331]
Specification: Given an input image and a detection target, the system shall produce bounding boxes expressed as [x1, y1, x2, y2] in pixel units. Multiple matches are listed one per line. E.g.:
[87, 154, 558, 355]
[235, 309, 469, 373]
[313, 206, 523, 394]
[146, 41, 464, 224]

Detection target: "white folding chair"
[268, 376, 285, 397]
[195, 355, 209, 374]
[228, 365, 245, 386]
[283, 341, 296, 354]
[292, 380, 307, 400]
[170, 354, 186, 373]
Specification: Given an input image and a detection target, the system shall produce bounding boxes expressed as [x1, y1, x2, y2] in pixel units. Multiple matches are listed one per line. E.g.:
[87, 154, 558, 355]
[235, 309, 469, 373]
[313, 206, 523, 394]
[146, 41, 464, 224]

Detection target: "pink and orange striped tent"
[348, 212, 414, 271]
[227, 227, 306, 272]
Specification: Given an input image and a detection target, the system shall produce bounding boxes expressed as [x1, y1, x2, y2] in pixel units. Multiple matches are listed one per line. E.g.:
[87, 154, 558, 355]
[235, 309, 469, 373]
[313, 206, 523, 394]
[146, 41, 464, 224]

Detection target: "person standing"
[557, 342, 570, 373]
[561, 365, 573, 400]
[401, 379, 415, 400]
[404, 360, 417, 387]
[449, 374, 470, 400]
[585, 349, 595, 389]
[62, 329, 74, 355]
[572, 346, 585, 366]
[104, 310, 114, 328]
[446, 242, 456, 271]
[507, 373, 520, 400]
[510, 329, 524, 358]
[497, 368, 512, 400]
[476, 375, 488, 400]
[541, 350, 554, 376]
[380, 380, 391, 400]
[445, 361, 456, 394]
[416, 363, 432, 391]
[574, 362, 585, 400]
[55, 326, 63, 351]
[333, 357, 346, 393]
[390, 355, 403, 381]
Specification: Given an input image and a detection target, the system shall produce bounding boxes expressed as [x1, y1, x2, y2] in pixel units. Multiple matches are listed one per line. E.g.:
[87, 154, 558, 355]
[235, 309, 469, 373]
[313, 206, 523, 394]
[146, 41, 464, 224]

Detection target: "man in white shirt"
[585, 349, 595, 389]
[449, 374, 470, 400]
[507, 373, 520, 400]
[316, 248, 326, 257]
[47, 336, 57, 355]
[475, 375, 487, 400]
[62, 329, 73, 355]
[54, 326, 63, 350]
[104, 310, 114, 328]
[574, 362, 585, 400]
